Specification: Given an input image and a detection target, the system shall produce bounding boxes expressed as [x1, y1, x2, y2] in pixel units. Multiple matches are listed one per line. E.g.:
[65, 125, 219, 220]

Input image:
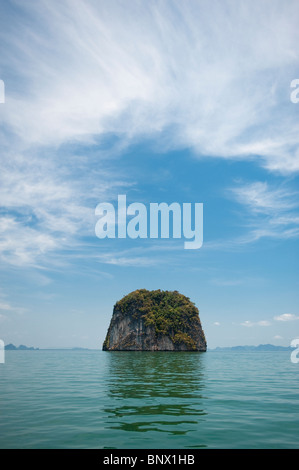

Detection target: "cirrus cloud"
[0, 0, 299, 171]
[1, 0, 299, 270]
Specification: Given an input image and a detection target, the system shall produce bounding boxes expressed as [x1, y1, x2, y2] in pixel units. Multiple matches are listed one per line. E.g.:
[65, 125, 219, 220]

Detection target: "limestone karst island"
[103, 289, 207, 351]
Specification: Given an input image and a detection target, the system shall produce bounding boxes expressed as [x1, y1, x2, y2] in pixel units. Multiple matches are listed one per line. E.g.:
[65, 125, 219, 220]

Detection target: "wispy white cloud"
[241, 320, 271, 327]
[0, 147, 131, 267]
[0, 303, 12, 311]
[231, 182, 298, 214]
[258, 321, 272, 327]
[93, 239, 189, 268]
[0, 0, 299, 170]
[0, 298, 26, 315]
[96, 253, 161, 267]
[240, 320, 254, 327]
[228, 181, 299, 244]
[205, 180, 299, 250]
[274, 313, 299, 322]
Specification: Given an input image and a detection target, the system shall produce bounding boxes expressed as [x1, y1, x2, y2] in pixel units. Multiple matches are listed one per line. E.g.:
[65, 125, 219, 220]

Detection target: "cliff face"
[103, 289, 207, 351]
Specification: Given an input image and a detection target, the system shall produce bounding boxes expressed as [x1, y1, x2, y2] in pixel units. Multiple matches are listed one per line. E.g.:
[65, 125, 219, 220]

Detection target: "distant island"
[5, 343, 39, 351]
[3, 342, 293, 352]
[103, 289, 207, 351]
[210, 344, 293, 351]
[4, 344, 90, 351]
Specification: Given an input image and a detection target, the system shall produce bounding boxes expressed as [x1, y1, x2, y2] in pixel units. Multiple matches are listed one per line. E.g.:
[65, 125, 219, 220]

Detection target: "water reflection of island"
[104, 352, 207, 443]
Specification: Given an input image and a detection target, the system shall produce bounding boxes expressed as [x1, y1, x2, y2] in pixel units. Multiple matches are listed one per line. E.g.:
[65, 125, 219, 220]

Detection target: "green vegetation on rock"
[106, 289, 206, 351]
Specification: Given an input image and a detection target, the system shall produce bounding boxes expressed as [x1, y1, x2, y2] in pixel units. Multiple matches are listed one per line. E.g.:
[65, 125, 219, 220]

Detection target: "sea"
[0, 350, 298, 449]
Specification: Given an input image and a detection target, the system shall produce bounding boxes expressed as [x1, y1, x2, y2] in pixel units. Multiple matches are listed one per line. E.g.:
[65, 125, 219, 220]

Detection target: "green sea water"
[0, 350, 298, 449]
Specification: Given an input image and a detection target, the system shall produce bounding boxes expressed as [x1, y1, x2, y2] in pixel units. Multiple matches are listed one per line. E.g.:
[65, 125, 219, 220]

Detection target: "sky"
[0, 0, 299, 349]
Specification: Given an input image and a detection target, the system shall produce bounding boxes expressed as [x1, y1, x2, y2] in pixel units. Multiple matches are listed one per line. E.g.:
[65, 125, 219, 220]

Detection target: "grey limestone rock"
[103, 289, 207, 352]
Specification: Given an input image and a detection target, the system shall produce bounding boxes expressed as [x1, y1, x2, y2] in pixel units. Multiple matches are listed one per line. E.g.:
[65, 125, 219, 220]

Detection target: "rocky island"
[103, 289, 207, 351]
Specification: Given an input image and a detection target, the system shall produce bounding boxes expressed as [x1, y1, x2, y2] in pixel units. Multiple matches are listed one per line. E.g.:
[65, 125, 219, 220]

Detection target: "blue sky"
[0, 0, 299, 349]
